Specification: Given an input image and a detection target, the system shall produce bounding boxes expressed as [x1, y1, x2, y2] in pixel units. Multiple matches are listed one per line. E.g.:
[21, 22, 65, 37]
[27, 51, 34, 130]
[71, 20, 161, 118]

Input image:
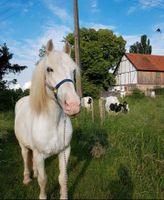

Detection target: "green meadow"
[0, 96, 163, 199]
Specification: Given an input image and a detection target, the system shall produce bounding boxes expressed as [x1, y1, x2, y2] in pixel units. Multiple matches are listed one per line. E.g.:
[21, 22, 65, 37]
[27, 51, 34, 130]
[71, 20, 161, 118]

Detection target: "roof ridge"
[125, 53, 164, 57]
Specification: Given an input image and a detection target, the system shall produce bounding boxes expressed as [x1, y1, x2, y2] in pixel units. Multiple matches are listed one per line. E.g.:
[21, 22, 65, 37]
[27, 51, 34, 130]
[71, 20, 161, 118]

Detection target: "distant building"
[114, 53, 164, 93]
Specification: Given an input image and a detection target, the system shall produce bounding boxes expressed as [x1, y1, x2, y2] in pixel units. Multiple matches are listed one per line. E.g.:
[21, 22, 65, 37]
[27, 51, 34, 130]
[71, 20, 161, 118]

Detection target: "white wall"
[115, 55, 137, 85]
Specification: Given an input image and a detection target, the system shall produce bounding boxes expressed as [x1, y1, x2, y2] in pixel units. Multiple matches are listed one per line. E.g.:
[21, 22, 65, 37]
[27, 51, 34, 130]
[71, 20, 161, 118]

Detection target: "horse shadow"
[68, 142, 93, 199]
[46, 128, 93, 199]
[67, 123, 108, 199]
[108, 164, 133, 199]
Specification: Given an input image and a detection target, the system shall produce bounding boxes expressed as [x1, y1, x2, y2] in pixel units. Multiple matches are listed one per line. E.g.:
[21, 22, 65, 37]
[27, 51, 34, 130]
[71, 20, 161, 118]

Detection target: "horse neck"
[46, 97, 63, 115]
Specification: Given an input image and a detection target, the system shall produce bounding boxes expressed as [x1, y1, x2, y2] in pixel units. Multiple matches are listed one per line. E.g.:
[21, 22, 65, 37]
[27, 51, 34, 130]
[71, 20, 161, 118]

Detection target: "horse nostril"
[65, 100, 71, 107]
[65, 99, 80, 108]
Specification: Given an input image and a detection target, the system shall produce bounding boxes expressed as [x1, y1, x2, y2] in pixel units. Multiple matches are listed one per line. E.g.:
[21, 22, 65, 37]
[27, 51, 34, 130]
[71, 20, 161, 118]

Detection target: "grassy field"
[0, 96, 164, 199]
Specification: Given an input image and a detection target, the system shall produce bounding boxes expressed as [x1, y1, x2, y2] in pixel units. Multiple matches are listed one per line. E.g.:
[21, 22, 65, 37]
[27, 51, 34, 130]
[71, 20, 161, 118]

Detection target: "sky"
[0, 0, 164, 89]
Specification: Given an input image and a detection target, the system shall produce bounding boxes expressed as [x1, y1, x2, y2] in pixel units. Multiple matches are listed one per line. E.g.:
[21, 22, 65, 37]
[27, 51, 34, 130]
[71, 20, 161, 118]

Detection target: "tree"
[66, 28, 126, 97]
[0, 43, 27, 89]
[129, 35, 152, 54]
[39, 45, 46, 58]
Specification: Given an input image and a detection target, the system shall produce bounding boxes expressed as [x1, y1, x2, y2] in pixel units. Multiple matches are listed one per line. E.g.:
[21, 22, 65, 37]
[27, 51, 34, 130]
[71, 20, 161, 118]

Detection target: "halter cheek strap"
[46, 79, 74, 100]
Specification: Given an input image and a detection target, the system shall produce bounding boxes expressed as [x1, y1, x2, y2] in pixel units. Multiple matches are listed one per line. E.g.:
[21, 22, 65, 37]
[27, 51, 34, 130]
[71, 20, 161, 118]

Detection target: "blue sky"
[0, 0, 164, 89]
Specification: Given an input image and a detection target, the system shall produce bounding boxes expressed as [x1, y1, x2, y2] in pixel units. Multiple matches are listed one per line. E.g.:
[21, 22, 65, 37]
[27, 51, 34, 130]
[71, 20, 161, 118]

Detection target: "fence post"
[91, 101, 94, 123]
[99, 98, 105, 125]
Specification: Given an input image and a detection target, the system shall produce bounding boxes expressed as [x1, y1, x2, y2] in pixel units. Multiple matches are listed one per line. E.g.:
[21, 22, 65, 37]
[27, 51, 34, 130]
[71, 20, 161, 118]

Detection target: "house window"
[156, 72, 161, 78]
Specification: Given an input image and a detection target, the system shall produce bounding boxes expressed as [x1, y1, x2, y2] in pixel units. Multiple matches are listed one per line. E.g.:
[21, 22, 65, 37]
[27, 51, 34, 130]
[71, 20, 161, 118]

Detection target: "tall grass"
[0, 96, 163, 199]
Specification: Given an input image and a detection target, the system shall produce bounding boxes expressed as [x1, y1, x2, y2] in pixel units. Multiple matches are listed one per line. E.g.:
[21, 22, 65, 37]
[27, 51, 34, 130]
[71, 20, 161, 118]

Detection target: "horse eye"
[47, 67, 53, 72]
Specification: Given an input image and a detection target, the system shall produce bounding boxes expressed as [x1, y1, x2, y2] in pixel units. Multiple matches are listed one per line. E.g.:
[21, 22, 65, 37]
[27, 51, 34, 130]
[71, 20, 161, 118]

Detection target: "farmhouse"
[114, 53, 164, 93]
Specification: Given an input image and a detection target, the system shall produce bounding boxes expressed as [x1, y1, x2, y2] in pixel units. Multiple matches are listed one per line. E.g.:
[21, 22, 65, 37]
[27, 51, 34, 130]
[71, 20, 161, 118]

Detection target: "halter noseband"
[46, 79, 74, 100]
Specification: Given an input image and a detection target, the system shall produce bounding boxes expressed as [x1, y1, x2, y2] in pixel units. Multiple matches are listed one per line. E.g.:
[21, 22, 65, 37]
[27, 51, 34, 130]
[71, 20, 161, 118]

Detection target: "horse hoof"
[39, 194, 47, 199]
[23, 177, 32, 185]
[33, 172, 38, 178]
[60, 195, 68, 200]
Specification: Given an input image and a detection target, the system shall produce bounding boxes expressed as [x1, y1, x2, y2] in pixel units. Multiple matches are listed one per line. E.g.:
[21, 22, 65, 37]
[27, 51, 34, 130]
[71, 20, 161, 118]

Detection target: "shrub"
[130, 88, 145, 98]
[0, 89, 29, 111]
[82, 81, 101, 99]
[154, 87, 164, 95]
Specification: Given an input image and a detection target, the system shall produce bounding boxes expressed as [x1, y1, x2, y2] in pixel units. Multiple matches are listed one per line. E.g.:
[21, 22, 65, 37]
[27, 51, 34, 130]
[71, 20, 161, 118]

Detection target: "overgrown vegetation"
[0, 96, 163, 199]
[131, 88, 145, 98]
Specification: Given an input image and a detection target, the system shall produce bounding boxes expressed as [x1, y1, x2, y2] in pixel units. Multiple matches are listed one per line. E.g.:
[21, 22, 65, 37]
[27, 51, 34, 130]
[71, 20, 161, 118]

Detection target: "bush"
[130, 88, 145, 98]
[0, 88, 29, 111]
[82, 81, 101, 99]
[154, 87, 164, 95]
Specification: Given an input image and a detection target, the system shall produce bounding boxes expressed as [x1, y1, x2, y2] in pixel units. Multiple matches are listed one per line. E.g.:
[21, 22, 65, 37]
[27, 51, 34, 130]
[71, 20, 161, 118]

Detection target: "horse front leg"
[20, 143, 32, 185]
[58, 146, 71, 199]
[33, 150, 47, 200]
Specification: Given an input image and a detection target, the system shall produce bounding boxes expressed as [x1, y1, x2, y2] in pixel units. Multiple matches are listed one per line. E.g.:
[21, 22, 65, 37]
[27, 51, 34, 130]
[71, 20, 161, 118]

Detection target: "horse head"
[30, 39, 80, 116]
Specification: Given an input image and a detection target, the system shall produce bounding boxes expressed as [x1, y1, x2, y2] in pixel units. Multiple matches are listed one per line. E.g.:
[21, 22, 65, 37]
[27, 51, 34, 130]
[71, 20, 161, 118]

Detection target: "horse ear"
[63, 41, 71, 55]
[46, 39, 54, 54]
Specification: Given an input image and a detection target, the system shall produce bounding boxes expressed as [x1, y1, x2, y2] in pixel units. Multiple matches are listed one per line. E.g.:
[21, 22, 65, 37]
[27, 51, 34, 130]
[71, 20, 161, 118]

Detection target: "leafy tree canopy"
[39, 45, 46, 58]
[129, 35, 152, 54]
[0, 43, 27, 89]
[66, 28, 126, 97]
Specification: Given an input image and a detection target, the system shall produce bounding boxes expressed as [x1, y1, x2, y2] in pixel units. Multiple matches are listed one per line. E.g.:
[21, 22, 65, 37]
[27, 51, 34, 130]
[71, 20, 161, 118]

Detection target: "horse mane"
[30, 58, 48, 113]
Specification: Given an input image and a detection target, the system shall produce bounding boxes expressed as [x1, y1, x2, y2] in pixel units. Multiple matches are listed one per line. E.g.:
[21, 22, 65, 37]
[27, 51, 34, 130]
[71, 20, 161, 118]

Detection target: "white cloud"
[90, 0, 100, 13]
[90, 0, 97, 8]
[151, 33, 164, 55]
[82, 22, 116, 31]
[139, 0, 164, 9]
[23, 81, 31, 90]
[9, 83, 21, 90]
[44, 0, 72, 22]
[127, 0, 164, 15]
[7, 23, 72, 86]
[123, 35, 140, 52]
[127, 6, 137, 15]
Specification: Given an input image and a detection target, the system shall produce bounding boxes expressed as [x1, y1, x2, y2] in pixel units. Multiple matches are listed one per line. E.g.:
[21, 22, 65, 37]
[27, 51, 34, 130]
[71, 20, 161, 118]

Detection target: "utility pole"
[74, 0, 82, 97]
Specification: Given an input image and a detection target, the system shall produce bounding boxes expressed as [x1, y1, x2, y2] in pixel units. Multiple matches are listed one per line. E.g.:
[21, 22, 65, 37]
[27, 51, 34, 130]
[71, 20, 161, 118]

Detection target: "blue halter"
[46, 79, 74, 100]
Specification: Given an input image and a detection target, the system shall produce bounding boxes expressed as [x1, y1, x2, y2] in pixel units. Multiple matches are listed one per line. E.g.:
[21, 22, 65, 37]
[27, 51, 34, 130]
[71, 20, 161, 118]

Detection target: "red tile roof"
[125, 53, 164, 72]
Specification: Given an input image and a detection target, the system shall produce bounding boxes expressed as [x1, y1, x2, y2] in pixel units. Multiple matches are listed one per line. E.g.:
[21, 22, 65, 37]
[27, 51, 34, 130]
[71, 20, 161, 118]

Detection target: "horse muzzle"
[64, 97, 81, 116]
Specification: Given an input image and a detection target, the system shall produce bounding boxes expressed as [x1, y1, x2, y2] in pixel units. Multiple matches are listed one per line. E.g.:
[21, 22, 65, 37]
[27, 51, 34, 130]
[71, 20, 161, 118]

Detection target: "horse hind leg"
[20, 143, 32, 185]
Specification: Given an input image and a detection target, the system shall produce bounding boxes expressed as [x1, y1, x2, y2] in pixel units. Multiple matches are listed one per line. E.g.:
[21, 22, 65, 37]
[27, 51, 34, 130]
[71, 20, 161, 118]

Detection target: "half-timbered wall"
[115, 55, 137, 85]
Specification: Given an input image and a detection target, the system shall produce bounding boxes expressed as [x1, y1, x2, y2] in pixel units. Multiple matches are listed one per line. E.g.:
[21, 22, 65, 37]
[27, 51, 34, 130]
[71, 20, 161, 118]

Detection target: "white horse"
[14, 40, 80, 199]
